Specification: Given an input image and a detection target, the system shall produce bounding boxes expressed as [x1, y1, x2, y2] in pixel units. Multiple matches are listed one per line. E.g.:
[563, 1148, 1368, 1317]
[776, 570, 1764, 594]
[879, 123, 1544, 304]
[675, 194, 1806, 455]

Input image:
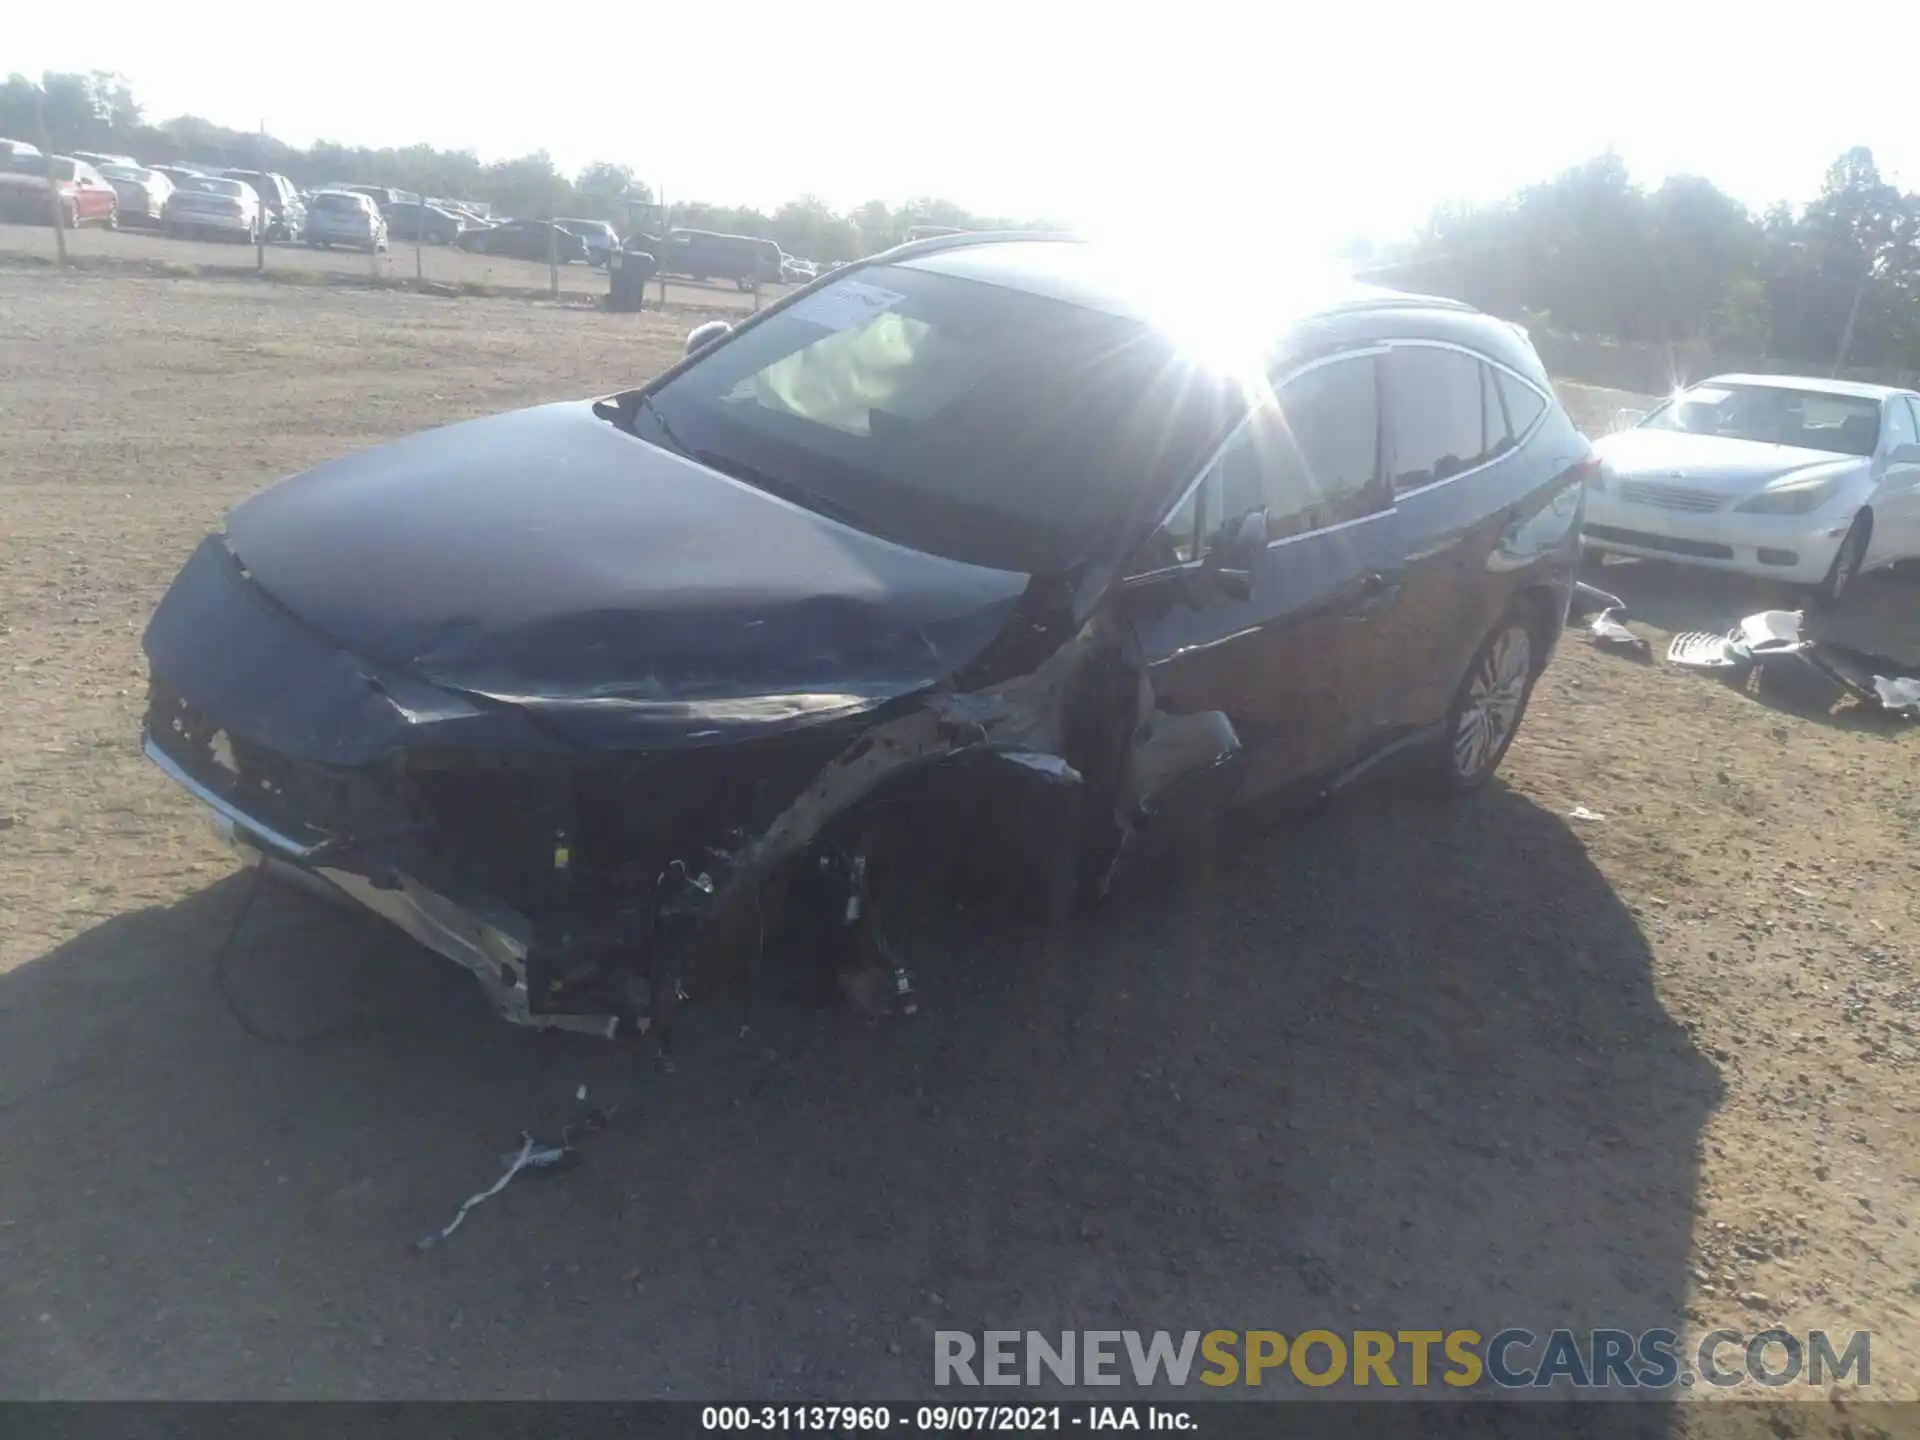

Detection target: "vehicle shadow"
[0, 782, 1717, 1401]
[1582, 556, 1919, 732]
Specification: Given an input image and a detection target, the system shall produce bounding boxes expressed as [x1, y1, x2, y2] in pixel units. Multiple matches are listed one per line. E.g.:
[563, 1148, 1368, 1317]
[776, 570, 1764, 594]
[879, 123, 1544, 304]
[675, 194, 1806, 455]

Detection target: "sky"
[9, 0, 1919, 255]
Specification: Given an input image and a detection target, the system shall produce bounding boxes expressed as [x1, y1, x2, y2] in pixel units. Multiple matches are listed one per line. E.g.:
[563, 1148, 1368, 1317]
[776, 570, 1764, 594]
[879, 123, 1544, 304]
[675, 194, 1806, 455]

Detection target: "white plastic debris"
[413, 1133, 569, 1252]
[1568, 806, 1607, 823]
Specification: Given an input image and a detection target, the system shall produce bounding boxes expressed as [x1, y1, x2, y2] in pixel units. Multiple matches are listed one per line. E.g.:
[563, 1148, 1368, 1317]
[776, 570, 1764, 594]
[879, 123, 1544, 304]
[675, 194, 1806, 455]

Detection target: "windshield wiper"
[595, 391, 697, 458]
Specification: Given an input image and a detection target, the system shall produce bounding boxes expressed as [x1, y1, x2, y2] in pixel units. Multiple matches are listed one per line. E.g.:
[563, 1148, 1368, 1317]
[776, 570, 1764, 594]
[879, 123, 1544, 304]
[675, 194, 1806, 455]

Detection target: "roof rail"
[867, 229, 1081, 265]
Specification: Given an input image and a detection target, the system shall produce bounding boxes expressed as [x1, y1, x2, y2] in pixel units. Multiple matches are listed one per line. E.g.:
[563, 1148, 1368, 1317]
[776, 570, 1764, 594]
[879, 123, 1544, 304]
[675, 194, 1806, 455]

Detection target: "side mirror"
[686, 320, 732, 356]
[1611, 407, 1647, 432]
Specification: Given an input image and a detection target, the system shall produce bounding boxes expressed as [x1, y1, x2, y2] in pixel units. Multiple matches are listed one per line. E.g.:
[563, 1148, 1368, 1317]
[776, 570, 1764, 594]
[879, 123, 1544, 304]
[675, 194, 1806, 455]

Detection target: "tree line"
[0, 70, 1045, 261]
[1372, 147, 1920, 375]
[8, 70, 1917, 371]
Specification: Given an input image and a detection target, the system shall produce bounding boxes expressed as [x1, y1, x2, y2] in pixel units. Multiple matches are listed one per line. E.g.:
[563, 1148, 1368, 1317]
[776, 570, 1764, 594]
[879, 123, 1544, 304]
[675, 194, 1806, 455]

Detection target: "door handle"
[1346, 572, 1403, 617]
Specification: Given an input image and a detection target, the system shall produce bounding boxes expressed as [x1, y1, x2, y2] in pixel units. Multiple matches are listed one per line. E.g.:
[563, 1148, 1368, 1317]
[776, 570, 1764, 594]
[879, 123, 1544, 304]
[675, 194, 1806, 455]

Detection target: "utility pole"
[255, 119, 266, 274]
[1833, 257, 1873, 378]
[547, 175, 559, 299]
[32, 86, 67, 267]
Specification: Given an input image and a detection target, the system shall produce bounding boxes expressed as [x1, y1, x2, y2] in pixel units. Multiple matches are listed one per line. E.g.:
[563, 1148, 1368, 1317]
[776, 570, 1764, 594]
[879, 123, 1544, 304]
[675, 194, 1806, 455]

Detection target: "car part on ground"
[1667, 609, 1920, 717]
[138, 234, 1587, 1044]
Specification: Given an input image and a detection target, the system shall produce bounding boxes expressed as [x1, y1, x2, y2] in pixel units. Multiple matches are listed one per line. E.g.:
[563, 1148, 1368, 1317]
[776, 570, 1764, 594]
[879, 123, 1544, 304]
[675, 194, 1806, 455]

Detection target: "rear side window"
[1906, 398, 1920, 443]
[1386, 345, 1491, 492]
[1496, 369, 1548, 442]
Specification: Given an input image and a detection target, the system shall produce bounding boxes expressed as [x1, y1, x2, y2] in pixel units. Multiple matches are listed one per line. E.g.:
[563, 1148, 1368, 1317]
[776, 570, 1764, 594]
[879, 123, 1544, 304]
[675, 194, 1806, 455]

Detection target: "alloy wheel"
[1453, 625, 1532, 781]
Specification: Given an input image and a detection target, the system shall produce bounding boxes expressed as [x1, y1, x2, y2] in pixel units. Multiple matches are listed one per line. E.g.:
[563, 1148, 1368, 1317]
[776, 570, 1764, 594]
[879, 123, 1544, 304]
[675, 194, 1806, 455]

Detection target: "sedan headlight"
[1736, 472, 1845, 515]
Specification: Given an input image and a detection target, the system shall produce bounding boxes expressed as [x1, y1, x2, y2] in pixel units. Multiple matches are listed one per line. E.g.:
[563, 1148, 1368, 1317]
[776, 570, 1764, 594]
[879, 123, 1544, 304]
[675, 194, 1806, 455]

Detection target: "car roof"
[895, 237, 1472, 330]
[1701, 373, 1915, 401]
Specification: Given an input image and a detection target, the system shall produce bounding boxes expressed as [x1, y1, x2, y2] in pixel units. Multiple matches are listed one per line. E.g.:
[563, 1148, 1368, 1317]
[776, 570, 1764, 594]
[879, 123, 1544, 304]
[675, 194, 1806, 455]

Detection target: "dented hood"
[223, 401, 1032, 743]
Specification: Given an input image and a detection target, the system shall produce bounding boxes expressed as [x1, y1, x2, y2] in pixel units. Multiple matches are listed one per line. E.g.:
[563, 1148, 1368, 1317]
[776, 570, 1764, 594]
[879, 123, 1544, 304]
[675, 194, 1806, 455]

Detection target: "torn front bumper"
[143, 729, 620, 1036]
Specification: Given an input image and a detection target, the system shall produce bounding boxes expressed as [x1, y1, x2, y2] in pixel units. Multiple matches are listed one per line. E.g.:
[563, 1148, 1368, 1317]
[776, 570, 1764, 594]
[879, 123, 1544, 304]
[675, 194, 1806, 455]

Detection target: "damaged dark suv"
[141, 235, 1592, 1039]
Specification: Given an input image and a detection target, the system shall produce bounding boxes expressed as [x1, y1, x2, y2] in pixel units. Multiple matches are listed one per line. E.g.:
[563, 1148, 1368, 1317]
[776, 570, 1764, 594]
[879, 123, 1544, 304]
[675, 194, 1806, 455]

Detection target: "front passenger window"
[1214, 354, 1385, 543]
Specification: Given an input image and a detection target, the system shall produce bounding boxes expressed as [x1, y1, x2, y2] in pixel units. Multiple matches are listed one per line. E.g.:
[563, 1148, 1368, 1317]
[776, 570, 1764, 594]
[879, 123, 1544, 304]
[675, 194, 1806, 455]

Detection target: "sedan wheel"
[1433, 617, 1535, 792]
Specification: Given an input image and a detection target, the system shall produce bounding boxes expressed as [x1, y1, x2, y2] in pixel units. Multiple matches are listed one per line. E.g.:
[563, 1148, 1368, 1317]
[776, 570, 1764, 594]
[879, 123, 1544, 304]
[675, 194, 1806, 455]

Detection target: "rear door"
[1128, 347, 1409, 802]
[1379, 342, 1559, 730]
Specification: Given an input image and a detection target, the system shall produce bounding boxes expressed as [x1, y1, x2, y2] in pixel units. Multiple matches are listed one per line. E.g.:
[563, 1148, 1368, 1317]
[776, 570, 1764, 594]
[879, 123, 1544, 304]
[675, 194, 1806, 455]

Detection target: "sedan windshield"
[624, 264, 1244, 572]
[1643, 383, 1882, 457]
[182, 177, 247, 197]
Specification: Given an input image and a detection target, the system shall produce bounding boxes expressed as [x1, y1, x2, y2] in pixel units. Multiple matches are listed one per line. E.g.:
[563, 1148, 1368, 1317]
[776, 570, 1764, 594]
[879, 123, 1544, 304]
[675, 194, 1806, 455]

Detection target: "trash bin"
[608, 247, 657, 312]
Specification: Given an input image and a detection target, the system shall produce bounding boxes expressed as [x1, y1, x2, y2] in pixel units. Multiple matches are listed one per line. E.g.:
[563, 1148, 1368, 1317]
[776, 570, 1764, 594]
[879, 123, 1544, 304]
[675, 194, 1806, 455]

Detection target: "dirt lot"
[0, 220, 781, 310]
[1, 267, 1917, 1414]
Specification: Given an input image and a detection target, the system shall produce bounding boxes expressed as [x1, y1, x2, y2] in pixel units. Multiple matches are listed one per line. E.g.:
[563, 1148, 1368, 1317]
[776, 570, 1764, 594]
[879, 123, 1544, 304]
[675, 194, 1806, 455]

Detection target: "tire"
[1425, 611, 1539, 793]
[1813, 511, 1870, 609]
[471, 234, 489, 254]
[102, 210, 117, 232]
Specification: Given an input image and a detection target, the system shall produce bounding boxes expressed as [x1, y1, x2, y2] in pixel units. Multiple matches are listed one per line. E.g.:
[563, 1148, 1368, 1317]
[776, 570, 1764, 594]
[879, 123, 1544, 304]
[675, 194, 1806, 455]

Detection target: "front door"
[1126, 348, 1408, 805]
[1867, 395, 1920, 570]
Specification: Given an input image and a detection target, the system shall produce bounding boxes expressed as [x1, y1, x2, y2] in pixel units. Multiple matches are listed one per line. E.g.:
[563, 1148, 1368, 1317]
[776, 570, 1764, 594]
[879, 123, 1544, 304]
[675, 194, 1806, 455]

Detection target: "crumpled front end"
[142, 529, 1244, 1041]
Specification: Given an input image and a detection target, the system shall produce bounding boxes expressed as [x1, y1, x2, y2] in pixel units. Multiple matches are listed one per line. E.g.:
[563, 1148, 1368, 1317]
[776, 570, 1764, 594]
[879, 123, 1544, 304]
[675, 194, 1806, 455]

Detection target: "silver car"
[304, 189, 388, 252]
[1587, 375, 1920, 603]
[98, 164, 174, 227]
[167, 175, 262, 241]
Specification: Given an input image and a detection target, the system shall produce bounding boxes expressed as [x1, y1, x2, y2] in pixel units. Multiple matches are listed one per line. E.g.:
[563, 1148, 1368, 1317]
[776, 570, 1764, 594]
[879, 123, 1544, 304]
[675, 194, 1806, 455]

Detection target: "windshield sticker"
[790, 281, 907, 332]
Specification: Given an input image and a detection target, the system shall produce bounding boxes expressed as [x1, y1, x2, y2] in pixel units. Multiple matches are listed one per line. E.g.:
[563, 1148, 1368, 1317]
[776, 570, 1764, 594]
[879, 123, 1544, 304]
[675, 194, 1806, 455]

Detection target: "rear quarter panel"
[1389, 395, 1588, 729]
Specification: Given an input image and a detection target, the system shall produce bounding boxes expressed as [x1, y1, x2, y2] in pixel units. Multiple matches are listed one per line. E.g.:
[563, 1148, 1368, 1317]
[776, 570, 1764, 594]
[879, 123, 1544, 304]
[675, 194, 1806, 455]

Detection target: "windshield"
[1643, 383, 1882, 457]
[624, 264, 1244, 572]
[182, 177, 246, 197]
[312, 192, 366, 212]
[101, 165, 148, 183]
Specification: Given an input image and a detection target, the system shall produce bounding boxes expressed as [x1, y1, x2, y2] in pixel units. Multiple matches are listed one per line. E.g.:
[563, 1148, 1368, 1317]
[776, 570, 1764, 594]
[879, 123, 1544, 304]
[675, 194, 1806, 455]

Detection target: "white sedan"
[1586, 375, 1920, 603]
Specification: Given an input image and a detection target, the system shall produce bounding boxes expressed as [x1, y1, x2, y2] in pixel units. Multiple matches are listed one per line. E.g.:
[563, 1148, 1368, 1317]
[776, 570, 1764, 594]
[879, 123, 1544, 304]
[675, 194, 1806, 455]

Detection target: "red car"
[0, 153, 119, 228]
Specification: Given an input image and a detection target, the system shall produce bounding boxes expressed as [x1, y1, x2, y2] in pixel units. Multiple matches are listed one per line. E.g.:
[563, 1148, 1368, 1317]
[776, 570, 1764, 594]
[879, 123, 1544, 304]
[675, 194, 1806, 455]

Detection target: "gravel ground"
[0, 267, 1916, 1420]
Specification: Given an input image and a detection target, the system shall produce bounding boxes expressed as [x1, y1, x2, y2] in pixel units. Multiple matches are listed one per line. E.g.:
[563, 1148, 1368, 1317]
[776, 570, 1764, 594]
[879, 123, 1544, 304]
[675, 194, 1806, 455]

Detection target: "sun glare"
[1073, 224, 1360, 401]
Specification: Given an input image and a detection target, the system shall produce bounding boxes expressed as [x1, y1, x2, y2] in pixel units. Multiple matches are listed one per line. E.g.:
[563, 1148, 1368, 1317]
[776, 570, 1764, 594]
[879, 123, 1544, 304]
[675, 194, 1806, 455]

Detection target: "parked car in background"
[0, 137, 41, 164]
[166, 175, 261, 242]
[1587, 375, 1920, 605]
[0, 153, 118, 227]
[303, 189, 388, 252]
[781, 255, 816, 283]
[556, 218, 618, 266]
[98, 164, 174, 228]
[453, 218, 588, 263]
[71, 149, 139, 171]
[136, 235, 1588, 1041]
[654, 228, 784, 290]
[431, 197, 489, 223]
[336, 184, 418, 214]
[384, 201, 466, 245]
[223, 170, 306, 242]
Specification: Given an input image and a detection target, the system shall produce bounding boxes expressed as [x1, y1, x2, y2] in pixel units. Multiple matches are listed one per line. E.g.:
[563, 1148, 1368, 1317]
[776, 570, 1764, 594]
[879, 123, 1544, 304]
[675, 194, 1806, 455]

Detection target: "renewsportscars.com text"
[933, 1328, 1870, 1390]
